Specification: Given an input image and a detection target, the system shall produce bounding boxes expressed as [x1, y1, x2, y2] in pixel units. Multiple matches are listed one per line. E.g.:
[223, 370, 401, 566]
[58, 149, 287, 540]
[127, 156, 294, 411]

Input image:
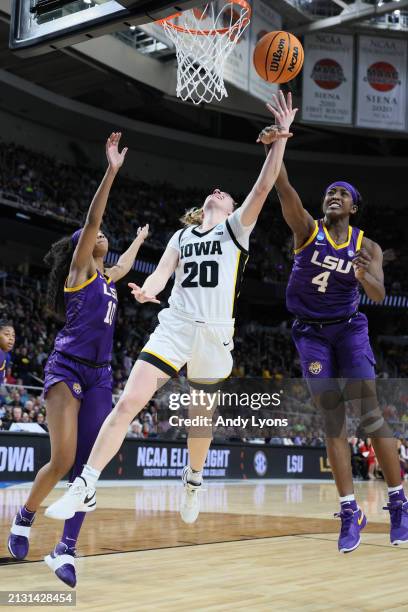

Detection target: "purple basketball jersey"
[286, 219, 364, 319]
[54, 271, 118, 363]
[0, 349, 6, 385]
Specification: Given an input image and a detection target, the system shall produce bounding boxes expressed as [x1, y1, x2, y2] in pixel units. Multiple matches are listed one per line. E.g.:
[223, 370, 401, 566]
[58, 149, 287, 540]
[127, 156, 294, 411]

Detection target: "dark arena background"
[0, 0, 408, 607]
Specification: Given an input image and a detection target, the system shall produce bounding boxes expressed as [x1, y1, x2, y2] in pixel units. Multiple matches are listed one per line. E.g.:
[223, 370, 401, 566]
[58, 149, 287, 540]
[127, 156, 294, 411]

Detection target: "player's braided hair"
[43, 236, 74, 318]
[180, 206, 204, 226]
[0, 319, 13, 330]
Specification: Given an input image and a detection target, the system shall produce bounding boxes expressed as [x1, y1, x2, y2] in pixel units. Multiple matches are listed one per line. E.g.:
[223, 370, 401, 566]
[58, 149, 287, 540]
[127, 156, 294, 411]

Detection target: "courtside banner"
[302, 33, 353, 125]
[0, 433, 331, 480]
[118, 441, 332, 480]
[356, 35, 407, 131]
[0, 432, 49, 481]
[248, 0, 281, 101]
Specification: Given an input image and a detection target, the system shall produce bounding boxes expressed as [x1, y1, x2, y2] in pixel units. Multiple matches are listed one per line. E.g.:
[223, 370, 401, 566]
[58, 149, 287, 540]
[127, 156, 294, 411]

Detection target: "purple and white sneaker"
[334, 507, 367, 553]
[44, 542, 77, 588]
[8, 509, 35, 560]
[383, 500, 408, 546]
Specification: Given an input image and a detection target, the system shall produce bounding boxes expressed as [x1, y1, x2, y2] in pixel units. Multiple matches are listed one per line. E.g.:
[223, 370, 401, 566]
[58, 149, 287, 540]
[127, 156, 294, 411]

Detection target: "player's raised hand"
[106, 132, 128, 172]
[266, 91, 298, 133]
[128, 282, 160, 304]
[136, 224, 149, 243]
[256, 124, 293, 144]
[352, 247, 372, 281]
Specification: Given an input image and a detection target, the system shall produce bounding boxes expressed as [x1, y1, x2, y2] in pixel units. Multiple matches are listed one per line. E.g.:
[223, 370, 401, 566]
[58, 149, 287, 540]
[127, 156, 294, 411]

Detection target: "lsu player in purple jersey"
[0, 320, 16, 384]
[8, 132, 148, 587]
[259, 91, 408, 553]
[44, 93, 297, 527]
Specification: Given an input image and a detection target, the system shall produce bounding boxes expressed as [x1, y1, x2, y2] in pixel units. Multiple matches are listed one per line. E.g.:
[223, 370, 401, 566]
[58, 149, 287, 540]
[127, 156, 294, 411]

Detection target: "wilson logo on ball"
[311, 58, 345, 90]
[365, 61, 400, 92]
[270, 37, 286, 73]
[253, 31, 304, 84]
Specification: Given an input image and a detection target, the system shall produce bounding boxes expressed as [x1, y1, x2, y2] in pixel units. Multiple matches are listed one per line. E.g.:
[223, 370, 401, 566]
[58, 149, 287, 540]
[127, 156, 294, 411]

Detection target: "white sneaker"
[180, 466, 202, 524]
[45, 477, 96, 520]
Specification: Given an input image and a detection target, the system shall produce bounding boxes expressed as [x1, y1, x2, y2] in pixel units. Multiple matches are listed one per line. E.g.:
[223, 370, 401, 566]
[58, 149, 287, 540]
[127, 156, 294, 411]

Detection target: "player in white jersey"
[138, 203, 251, 387]
[45, 93, 297, 526]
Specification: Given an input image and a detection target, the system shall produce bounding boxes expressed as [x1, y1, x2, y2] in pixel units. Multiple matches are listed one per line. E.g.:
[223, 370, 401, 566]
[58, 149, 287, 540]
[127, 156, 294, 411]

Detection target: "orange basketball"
[253, 31, 304, 84]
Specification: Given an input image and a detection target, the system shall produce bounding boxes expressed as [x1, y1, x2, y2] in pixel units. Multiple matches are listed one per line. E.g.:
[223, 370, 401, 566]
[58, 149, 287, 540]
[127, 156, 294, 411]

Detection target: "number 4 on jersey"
[312, 271, 330, 293]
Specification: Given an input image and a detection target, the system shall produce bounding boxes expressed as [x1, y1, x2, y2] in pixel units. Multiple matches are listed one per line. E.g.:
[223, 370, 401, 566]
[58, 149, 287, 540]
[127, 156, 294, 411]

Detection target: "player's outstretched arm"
[239, 92, 297, 227]
[108, 224, 149, 283]
[352, 238, 385, 303]
[128, 242, 179, 305]
[258, 94, 315, 246]
[70, 132, 128, 279]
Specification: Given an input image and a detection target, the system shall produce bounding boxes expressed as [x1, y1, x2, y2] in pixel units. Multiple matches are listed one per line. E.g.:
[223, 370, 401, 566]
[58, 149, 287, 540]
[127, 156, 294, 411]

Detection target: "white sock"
[188, 467, 203, 485]
[339, 494, 355, 503]
[388, 485, 403, 494]
[80, 464, 101, 489]
[388, 485, 404, 499]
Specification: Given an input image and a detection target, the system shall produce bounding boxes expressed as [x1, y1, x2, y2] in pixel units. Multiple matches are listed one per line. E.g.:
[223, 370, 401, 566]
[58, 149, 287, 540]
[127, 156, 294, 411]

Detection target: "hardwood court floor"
[0, 480, 407, 611]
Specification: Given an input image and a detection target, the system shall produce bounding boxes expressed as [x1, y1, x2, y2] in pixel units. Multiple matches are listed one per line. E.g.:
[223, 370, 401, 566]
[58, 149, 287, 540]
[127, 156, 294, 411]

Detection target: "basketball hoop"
[157, 0, 251, 105]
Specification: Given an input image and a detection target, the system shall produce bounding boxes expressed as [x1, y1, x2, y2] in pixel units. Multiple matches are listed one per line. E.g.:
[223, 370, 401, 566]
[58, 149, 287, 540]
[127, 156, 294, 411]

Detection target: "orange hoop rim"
[157, 0, 251, 36]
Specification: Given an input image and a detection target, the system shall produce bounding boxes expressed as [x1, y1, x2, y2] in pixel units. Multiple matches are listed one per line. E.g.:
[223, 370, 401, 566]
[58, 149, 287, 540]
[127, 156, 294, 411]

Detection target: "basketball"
[253, 31, 304, 84]
[4, 0, 408, 607]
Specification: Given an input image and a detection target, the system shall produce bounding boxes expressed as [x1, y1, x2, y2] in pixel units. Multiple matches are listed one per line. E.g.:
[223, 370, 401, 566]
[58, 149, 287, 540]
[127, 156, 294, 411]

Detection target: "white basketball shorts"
[138, 307, 234, 385]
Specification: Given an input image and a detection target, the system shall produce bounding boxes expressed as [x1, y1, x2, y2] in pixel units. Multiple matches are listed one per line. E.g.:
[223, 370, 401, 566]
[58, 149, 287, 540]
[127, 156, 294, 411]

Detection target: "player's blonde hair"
[180, 206, 204, 226]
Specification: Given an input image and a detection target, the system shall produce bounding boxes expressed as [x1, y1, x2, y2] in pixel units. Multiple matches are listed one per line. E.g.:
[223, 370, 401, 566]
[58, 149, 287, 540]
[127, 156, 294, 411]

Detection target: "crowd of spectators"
[1, 269, 408, 442]
[0, 139, 407, 445]
[0, 140, 407, 291]
[350, 436, 408, 482]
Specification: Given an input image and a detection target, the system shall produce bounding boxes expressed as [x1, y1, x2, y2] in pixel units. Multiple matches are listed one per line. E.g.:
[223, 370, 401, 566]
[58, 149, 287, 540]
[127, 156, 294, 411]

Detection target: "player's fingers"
[354, 260, 369, 269]
[271, 93, 282, 112]
[279, 89, 288, 113]
[266, 104, 280, 120]
[354, 252, 370, 262]
[287, 91, 292, 112]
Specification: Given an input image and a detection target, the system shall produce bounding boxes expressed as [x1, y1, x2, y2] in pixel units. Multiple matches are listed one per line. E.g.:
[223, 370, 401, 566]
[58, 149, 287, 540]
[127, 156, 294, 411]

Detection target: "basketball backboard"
[10, 0, 197, 56]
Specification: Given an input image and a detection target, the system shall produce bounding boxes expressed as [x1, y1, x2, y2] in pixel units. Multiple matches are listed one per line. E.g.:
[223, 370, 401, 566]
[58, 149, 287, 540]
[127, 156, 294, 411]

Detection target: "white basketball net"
[160, 2, 251, 105]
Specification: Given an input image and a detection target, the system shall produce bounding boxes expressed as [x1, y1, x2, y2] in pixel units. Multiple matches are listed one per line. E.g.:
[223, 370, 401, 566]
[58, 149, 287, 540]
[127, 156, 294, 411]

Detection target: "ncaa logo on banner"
[254, 450, 268, 476]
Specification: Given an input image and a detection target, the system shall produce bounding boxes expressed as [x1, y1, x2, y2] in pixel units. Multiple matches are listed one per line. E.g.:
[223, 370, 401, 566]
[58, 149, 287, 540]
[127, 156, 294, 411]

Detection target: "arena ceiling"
[0, 0, 407, 155]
